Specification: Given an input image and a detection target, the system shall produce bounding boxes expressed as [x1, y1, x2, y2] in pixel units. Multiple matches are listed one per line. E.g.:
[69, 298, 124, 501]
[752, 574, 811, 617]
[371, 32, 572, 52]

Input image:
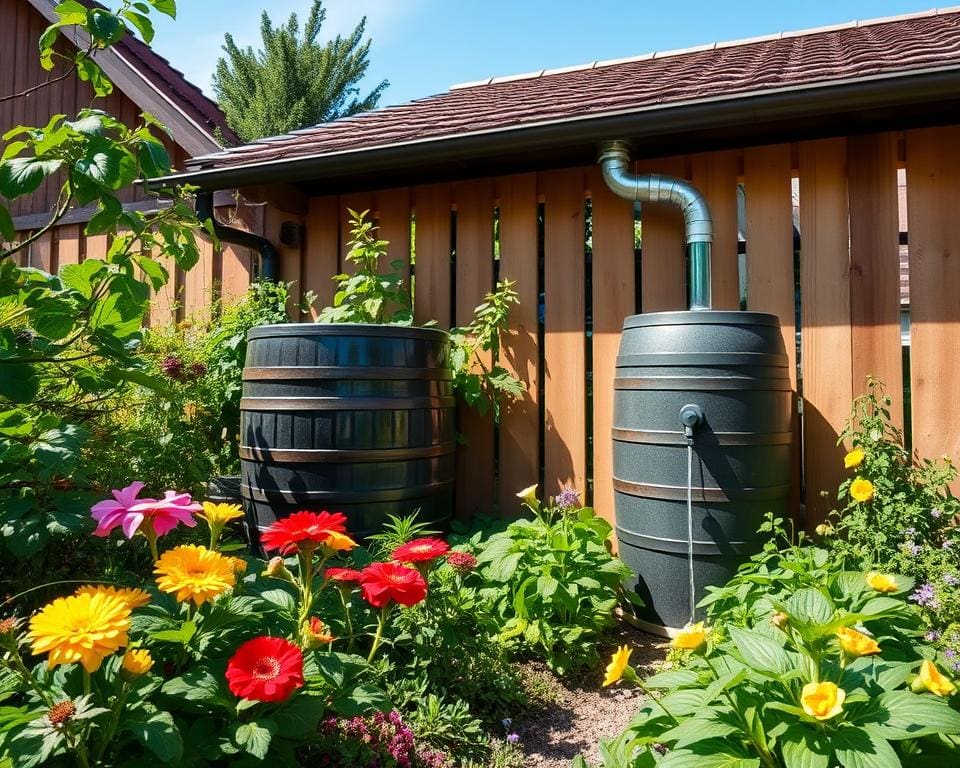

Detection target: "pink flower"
[91, 483, 199, 539]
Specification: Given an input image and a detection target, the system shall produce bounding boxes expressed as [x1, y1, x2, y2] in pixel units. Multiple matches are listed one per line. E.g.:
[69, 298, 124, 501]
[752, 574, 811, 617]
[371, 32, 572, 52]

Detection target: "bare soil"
[512, 624, 667, 768]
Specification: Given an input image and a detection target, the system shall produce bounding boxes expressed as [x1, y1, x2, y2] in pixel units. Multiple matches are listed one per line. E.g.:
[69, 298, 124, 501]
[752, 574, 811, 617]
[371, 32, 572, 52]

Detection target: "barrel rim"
[247, 323, 450, 341]
[622, 311, 781, 329]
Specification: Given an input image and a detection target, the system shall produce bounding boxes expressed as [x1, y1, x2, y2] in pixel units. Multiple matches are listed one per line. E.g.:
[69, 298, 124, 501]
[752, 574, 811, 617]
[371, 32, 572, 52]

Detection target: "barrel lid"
[622, 311, 782, 330]
[247, 323, 450, 341]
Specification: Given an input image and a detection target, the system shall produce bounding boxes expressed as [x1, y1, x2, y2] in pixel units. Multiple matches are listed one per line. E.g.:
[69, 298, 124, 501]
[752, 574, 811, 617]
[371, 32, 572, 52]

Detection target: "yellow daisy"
[198, 502, 244, 526]
[74, 584, 150, 611]
[603, 644, 633, 686]
[154, 545, 236, 606]
[27, 592, 131, 672]
[122, 648, 154, 677]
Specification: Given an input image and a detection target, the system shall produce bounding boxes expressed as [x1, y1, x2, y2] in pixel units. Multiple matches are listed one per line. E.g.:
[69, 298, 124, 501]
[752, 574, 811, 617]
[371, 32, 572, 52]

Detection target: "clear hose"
[686, 440, 695, 625]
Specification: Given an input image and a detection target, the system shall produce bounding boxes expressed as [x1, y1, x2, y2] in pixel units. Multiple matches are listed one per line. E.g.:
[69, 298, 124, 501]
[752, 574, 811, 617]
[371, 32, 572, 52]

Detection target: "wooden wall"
[272, 129, 957, 528]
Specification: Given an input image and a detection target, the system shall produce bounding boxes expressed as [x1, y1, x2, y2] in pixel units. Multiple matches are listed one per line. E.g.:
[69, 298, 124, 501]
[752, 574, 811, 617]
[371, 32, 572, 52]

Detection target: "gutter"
[195, 193, 278, 281]
[145, 65, 960, 193]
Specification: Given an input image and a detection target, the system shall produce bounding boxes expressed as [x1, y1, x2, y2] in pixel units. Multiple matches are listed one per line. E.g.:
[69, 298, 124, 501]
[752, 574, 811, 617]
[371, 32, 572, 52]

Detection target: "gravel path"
[513, 624, 667, 768]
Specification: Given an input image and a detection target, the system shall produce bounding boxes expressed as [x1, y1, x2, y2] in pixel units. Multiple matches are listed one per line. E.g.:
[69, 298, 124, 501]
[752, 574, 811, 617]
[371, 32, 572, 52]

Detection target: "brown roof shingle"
[188, 9, 960, 171]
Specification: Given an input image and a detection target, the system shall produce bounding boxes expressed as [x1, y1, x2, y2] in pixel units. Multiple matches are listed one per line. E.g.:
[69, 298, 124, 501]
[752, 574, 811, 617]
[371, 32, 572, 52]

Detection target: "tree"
[213, 1, 388, 143]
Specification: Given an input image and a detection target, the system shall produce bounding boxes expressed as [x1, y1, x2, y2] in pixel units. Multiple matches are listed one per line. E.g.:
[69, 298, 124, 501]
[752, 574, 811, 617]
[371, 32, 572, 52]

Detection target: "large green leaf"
[866, 689, 960, 739]
[784, 588, 834, 625]
[831, 726, 901, 768]
[728, 625, 795, 676]
[121, 711, 182, 764]
[233, 719, 275, 760]
[0, 364, 39, 403]
[780, 725, 831, 768]
[0, 157, 62, 199]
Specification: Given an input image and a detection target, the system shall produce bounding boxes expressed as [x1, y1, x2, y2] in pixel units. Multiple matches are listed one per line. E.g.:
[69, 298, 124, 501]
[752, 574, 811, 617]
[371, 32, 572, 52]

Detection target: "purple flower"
[903, 542, 923, 556]
[902, 527, 917, 538]
[160, 355, 184, 380]
[555, 486, 580, 510]
[944, 541, 954, 550]
[506, 733, 520, 745]
[944, 573, 960, 587]
[932, 508, 943, 519]
[946, 648, 957, 660]
[926, 630, 942, 643]
[910, 582, 938, 609]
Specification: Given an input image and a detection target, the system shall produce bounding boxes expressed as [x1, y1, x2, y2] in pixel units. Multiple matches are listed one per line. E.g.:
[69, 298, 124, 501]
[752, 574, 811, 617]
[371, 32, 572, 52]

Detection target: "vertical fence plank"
[85, 234, 108, 261]
[374, 187, 412, 305]
[266, 206, 303, 317]
[906, 127, 960, 479]
[413, 184, 452, 327]
[799, 139, 853, 527]
[540, 168, 586, 495]
[55, 225, 81, 269]
[220, 244, 252, 306]
[497, 173, 540, 515]
[183, 236, 215, 321]
[588, 166, 635, 529]
[639, 156, 687, 312]
[691, 151, 741, 310]
[303, 196, 339, 316]
[744, 144, 800, 519]
[151, 252, 177, 329]
[29, 231, 53, 271]
[848, 133, 903, 423]
[453, 179, 496, 517]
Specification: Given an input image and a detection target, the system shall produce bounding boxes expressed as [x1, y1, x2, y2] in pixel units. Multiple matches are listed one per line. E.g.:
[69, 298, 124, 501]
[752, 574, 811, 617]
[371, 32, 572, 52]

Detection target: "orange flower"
[837, 626, 880, 657]
[302, 616, 335, 648]
[801, 682, 845, 720]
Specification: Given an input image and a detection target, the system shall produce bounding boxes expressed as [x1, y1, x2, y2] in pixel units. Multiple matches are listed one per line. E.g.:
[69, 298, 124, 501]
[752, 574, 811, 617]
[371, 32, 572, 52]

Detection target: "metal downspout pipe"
[598, 140, 713, 311]
[195, 192, 279, 281]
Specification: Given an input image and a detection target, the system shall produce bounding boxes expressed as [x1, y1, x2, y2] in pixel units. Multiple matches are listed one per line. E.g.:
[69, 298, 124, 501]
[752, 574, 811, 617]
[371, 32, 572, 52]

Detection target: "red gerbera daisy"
[260, 511, 349, 555]
[391, 537, 450, 564]
[324, 567, 365, 585]
[359, 562, 428, 608]
[225, 636, 304, 703]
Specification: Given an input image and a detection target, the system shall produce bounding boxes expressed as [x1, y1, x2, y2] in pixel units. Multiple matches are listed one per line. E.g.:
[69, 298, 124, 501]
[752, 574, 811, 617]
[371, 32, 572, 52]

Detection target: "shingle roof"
[188, 8, 960, 171]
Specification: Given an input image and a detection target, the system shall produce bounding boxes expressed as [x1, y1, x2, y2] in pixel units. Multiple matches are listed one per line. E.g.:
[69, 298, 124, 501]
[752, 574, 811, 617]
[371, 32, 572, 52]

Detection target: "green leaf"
[121, 711, 182, 764]
[274, 693, 325, 738]
[86, 8, 125, 45]
[122, 9, 154, 42]
[161, 667, 227, 705]
[0, 205, 14, 241]
[866, 689, 960, 739]
[780, 725, 831, 768]
[150, 620, 196, 644]
[728, 625, 795, 676]
[659, 713, 737, 748]
[233, 720, 275, 760]
[784, 588, 834, 624]
[0, 157, 63, 199]
[0, 364, 39, 403]
[831, 726, 901, 768]
[31, 299, 76, 340]
[331, 683, 391, 717]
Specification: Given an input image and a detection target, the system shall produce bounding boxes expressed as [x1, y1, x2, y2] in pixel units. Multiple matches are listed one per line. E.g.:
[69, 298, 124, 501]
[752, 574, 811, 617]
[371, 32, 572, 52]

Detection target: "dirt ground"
[512, 624, 667, 768]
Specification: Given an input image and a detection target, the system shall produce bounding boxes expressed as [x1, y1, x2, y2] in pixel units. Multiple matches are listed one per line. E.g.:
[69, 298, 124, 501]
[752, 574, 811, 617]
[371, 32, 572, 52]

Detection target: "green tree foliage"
[212, 1, 388, 142]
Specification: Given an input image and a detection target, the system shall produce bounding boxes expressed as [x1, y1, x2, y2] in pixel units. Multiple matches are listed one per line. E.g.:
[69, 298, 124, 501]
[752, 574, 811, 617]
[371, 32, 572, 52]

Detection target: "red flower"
[447, 551, 478, 574]
[325, 567, 364, 585]
[391, 537, 450, 564]
[225, 636, 304, 703]
[260, 511, 349, 555]
[359, 562, 428, 608]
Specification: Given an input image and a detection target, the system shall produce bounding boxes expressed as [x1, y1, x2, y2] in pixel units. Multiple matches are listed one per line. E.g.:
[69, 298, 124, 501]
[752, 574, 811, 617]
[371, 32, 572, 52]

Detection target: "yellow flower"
[771, 612, 788, 629]
[837, 626, 881, 657]
[866, 572, 899, 593]
[154, 545, 236, 606]
[321, 531, 357, 553]
[671, 622, 708, 651]
[198, 502, 244, 527]
[850, 478, 875, 502]
[27, 592, 131, 672]
[917, 660, 956, 696]
[516, 484, 539, 507]
[844, 448, 865, 469]
[228, 557, 248, 575]
[602, 645, 633, 686]
[801, 681, 846, 720]
[74, 585, 150, 611]
[122, 648, 154, 677]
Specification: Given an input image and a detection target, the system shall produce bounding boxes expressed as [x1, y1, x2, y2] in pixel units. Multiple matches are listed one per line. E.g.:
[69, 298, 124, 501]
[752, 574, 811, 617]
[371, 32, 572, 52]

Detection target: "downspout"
[195, 192, 278, 281]
[598, 140, 712, 310]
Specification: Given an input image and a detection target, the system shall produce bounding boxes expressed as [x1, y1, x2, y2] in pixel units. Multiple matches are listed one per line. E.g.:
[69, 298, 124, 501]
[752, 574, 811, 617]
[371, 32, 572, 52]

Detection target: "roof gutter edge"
[147, 66, 960, 192]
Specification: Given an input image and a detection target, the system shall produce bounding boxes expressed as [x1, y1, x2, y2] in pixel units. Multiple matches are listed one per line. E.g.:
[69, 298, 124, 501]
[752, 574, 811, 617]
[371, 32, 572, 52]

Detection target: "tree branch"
[0, 66, 76, 104]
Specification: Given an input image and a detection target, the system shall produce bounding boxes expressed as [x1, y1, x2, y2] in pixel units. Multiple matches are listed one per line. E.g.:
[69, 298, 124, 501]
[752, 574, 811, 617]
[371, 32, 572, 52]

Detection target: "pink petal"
[121, 512, 145, 539]
[116, 481, 147, 506]
[90, 499, 122, 519]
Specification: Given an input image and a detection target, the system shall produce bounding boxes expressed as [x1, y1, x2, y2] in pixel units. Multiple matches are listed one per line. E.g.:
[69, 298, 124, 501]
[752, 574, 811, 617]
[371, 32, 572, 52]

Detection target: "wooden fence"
[15, 127, 960, 530]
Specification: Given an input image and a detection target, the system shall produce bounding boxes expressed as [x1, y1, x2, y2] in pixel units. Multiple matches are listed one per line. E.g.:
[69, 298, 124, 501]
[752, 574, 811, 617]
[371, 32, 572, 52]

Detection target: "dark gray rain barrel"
[613, 311, 793, 631]
[240, 324, 455, 548]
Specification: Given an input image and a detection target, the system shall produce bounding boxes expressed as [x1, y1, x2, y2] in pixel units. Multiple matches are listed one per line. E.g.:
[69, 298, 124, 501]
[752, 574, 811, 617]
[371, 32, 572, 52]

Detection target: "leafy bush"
[827, 378, 960, 664]
[475, 485, 630, 674]
[586, 564, 960, 768]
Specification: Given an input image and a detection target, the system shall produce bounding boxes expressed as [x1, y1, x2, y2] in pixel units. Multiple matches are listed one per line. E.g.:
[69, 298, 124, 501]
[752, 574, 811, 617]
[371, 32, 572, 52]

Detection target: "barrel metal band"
[241, 480, 454, 504]
[239, 396, 456, 411]
[613, 477, 791, 502]
[615, 525, 758, 555]
[243, 366, 452, 381]
[612, 428, 793, 446]
[615, 352, 788, 368]
[614, 376, 792, 391]
[239, 442, 455, 463]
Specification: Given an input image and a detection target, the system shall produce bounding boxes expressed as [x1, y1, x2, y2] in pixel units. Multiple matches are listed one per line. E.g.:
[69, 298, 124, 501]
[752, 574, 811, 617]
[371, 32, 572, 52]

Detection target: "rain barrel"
[613, 310, 793, 632]
[240, 324, 455, 547]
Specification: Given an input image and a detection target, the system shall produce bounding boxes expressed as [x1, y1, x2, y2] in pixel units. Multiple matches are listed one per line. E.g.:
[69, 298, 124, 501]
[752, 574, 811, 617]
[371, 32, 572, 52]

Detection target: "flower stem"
[366, 605, 391, 664]
[94, 682, 129, 764]
[82, 668, 91, 696]
[143, 524, 159, 563]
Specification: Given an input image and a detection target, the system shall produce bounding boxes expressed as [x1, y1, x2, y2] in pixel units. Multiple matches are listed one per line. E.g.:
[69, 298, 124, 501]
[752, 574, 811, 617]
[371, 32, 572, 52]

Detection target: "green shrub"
[474, 485, 630, 674]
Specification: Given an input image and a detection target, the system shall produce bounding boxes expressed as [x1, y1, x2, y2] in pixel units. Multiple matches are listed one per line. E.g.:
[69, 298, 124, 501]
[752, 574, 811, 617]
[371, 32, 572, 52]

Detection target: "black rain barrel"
[240, 324, 455, 547]
[613, 310, 793, 632]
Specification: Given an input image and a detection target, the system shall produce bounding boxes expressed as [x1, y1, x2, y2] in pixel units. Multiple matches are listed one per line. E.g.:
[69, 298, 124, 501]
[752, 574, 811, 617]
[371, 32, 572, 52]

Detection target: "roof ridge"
[449, 6, 960, 91]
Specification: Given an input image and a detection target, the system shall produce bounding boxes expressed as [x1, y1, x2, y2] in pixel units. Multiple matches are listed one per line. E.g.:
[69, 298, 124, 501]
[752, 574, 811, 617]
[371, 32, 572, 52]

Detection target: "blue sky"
[152, 0, 947, 107]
